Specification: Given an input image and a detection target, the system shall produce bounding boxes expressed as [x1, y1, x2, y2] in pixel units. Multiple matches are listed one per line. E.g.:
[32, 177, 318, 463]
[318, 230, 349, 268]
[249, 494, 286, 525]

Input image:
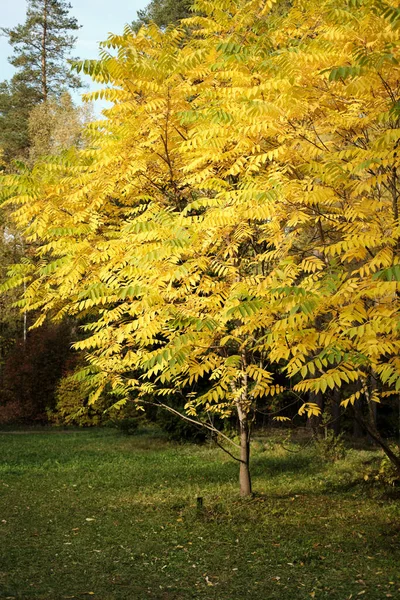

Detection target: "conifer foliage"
[2, 0, 81, 102]
[2, 0, 400, 493]
[133, 0, 193, 29]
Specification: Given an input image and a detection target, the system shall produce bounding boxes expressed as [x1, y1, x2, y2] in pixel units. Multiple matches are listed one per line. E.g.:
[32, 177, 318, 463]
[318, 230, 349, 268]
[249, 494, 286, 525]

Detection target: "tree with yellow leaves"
[2, 0, 400, 493]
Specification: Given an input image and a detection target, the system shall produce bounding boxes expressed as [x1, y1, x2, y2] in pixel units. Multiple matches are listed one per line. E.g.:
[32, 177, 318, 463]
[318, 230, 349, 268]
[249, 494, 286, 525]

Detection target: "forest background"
[0, 0, 190, 426]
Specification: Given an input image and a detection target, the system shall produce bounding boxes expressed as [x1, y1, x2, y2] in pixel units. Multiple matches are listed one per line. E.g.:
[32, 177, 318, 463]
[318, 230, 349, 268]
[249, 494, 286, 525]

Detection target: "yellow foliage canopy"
[1, 0, 400, 418]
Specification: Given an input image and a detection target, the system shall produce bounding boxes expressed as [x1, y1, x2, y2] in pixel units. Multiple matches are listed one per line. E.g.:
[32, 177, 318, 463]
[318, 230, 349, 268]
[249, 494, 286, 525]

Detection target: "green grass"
[0, 429, 399, 600]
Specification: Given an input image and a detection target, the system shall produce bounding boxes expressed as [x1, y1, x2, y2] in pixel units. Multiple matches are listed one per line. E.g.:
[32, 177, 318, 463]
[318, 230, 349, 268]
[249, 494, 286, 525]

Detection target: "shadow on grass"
[0, 430, 385, 501]
[251, 452, 320, 478]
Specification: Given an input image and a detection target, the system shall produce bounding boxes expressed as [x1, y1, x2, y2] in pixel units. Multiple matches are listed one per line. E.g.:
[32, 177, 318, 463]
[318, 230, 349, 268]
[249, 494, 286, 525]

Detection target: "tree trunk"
[353, 413, 364, 438]
[354, 404, 400, 475]
[331, 388, 341, 436]
[307, 391, 323, 435]
[398, 396, 400, 445]
[366, 374, 378, 444]
[232, 350, 253, 497]
[238, 410, 252, 497]
[41, 0, 48, 101]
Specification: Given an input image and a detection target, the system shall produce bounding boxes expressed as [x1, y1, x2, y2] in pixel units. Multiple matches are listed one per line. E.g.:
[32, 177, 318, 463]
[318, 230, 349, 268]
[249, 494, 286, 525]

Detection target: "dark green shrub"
[49, 376, 107, 426]
[364, 446, 400, 487]
[110, 417, 140, 435]
[314, 430, 347, 463]
[155, 405, 207, 443]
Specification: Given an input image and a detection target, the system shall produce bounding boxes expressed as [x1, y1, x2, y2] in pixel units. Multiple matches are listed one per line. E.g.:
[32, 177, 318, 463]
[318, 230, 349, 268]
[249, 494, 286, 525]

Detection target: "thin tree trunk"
[366, 373, 378, 444]
[398, 396, 400, 445]
[21, 238, 27, 345]
[354, 405, 400, 475]
[307, 391, 323, 435]
[41, 0, 48, 101]
[353, 412, 364, 438]
[237, 402, 252, 497]
[23, 278, 27, 344]
[391, 159, 398, 225]
[331, 388, 341, 436]
[236, 351, 252, 497]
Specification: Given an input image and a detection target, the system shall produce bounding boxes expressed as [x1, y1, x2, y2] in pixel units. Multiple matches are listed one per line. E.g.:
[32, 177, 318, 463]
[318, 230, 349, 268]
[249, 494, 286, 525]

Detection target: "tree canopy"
[2, 0, 400, 493]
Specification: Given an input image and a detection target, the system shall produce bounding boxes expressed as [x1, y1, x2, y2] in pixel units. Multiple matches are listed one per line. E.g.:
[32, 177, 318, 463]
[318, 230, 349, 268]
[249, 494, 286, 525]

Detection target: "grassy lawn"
[0, 428, 399, 600]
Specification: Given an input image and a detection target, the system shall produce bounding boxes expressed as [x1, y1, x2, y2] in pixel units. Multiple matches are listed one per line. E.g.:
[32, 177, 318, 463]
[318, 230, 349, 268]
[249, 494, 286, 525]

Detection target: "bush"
[0, 399, 25, 425]
[110, 417, 140, 435]
[314, 430, 347, 463]
[377, 453, 400, 486]
[0, 322, 73, 424]
[49, 376, 107, 426]
[155, 404, 207, 443]
[364, 446, 400, 487]
[50, 377, 148, 432]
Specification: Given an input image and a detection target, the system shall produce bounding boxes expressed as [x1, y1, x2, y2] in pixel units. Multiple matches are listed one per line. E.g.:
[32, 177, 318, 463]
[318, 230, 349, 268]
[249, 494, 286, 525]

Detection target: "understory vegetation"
[0, 429, 399, 600]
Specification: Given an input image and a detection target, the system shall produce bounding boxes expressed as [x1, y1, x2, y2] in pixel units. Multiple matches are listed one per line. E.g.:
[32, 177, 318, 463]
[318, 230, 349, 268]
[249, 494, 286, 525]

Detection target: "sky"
[0, 0, 149, 107]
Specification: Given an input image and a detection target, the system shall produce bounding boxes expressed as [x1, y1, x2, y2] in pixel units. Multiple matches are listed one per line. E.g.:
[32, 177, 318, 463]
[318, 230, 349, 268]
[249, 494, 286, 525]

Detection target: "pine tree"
[133, 0, 193, 29]
[0, 0, 82, 163]
[0, 80, 36, 163]
[2, 0, 81, 103]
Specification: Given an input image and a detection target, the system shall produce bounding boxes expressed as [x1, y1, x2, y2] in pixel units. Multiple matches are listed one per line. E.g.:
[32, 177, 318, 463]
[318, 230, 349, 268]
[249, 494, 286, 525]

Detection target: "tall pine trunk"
[41, 0, 48, 101]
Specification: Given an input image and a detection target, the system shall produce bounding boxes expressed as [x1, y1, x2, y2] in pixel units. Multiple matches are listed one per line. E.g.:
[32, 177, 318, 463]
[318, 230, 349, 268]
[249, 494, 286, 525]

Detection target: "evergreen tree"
[2, 0, 81, 103]
[0, 80, 36, 163]
[0, 0, 82, 163]
[133, 0, 193, 29]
